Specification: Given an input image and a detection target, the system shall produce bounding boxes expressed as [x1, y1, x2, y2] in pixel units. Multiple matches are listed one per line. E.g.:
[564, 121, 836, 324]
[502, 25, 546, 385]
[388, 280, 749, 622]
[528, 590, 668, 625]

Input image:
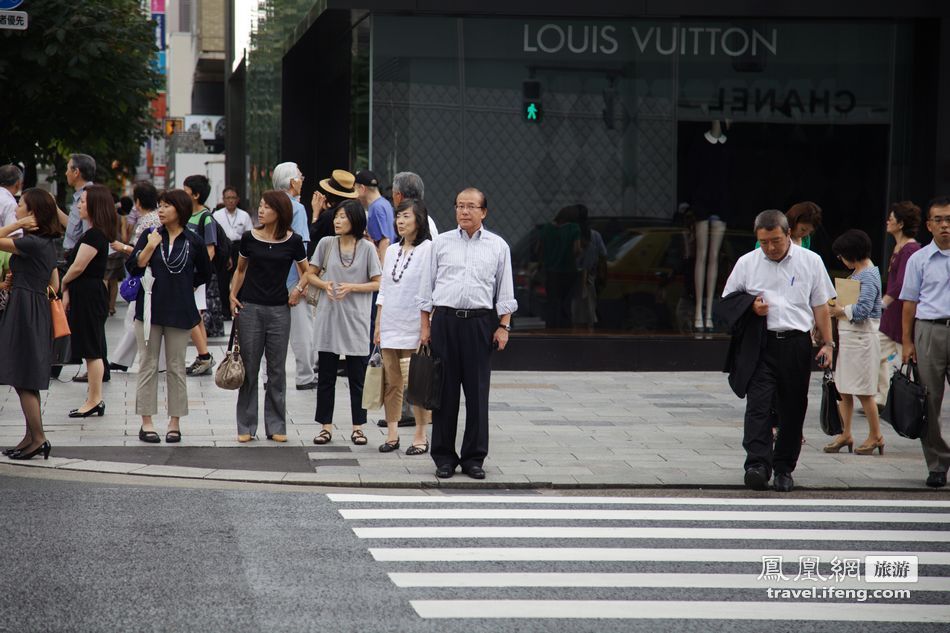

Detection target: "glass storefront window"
[370, 15, 912, 337]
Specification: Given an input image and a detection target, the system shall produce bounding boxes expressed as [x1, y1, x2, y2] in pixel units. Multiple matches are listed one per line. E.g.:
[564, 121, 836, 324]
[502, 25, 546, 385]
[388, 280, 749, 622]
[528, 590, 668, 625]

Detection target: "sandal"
[165, 430, 182, 444]
[313, 429, 332, 445]
[351, 428, 368, 446]
[406, 442, 429, 456]
[378, 439, 400, 453]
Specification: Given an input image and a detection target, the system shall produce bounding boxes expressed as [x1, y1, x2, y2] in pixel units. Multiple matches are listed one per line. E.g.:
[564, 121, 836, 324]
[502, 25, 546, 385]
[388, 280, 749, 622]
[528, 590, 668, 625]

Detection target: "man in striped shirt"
[418, 187, 518, 480]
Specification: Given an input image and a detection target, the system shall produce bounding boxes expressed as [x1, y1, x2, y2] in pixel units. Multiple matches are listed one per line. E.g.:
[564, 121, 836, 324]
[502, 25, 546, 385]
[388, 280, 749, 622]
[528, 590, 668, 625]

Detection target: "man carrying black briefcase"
[900, 196, 950, 488]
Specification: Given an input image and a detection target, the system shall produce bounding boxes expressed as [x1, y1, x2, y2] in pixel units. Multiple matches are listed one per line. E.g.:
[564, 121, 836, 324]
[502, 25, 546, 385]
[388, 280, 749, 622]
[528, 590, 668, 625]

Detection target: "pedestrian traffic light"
[522, 79, 542, 123]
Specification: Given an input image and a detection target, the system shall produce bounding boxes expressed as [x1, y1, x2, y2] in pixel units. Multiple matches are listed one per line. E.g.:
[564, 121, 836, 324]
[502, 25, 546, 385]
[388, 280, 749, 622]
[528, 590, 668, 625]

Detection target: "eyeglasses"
[455, 204, 484, 211]
[929, 215, 950, 225]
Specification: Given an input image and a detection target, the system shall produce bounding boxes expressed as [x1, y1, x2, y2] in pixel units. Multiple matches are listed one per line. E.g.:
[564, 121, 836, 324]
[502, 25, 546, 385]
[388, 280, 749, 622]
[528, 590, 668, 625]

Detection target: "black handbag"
[819, 370, 844, 436]
[881, 362, 928, 439]
[406, 344, 444, 410]
[51, 335, 74, 366]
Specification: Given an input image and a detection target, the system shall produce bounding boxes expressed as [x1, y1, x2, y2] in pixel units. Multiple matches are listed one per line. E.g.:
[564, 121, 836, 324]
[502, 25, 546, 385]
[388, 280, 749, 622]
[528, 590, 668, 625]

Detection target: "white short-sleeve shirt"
[722, 242, 836, 332]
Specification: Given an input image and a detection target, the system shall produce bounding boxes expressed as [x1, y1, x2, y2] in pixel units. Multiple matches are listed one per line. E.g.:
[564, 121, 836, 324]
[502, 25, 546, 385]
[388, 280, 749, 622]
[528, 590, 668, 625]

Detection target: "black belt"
[766, 329, 809, 340]
[435, 306, 493, 319]
[918, 318, 950, 327]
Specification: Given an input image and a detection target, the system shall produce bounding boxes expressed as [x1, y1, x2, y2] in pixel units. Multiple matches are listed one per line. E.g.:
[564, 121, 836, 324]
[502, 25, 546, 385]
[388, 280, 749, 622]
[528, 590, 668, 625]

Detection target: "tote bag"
[361, 346, 384, 410]
[881, 363, 928, 440]
[406, 344, 444, 410]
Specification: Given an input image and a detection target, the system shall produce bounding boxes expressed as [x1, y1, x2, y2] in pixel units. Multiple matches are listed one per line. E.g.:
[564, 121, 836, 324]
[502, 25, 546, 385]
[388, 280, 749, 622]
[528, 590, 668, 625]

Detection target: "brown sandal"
[351, 428, 367, 445]
[313, 429, 332, 445]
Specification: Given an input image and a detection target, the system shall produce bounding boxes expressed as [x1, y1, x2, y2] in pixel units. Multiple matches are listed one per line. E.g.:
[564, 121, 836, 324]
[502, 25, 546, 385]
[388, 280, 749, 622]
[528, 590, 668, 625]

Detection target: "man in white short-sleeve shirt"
[722, 209, 836, 493]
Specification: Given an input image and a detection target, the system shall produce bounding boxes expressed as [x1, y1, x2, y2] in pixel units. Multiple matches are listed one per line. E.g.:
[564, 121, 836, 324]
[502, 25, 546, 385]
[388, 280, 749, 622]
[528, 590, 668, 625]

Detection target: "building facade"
[276, 1, 950, 370]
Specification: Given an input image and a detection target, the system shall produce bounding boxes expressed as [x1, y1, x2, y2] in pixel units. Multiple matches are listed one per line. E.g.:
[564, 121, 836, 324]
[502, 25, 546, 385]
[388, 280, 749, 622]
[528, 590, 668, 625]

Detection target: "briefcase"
[406, 345, 443, 410]
[819, 370, 844, 436]
[881, 362, 928, 440]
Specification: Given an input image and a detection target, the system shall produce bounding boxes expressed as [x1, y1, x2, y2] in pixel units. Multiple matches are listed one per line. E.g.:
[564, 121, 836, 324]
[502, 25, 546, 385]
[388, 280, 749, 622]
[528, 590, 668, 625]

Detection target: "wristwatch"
[498, 324, 511, 332]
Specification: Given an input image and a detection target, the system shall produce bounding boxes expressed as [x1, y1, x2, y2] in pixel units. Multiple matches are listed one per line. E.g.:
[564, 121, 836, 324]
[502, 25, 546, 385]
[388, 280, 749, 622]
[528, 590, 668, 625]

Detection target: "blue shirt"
[899, 240, 950, 319]
[366, 196, 396, 244]
[286, 192, 310, 289]
[63, 184, 91, 250]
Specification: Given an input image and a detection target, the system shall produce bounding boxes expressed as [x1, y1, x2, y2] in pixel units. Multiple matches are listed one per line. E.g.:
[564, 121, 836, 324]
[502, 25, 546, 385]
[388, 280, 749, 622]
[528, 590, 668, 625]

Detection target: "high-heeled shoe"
[855, 437, 885, 455]
[2, 446, 26, 456]
[823, 436, 854, 453]
[68, 401, 105, 418]
[9, 441, 51, 460]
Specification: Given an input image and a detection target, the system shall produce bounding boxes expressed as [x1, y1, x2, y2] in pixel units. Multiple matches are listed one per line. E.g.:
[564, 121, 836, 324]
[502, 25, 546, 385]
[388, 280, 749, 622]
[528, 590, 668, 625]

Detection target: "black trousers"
[743, 333, 811, 476]
[315, 351, 368, 426]
[430, 309, 494, 470]
[545, 271, 576, 329]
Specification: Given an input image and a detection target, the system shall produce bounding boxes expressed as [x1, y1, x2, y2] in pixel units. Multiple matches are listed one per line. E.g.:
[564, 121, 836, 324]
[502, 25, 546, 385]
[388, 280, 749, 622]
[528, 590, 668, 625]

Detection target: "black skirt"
[67, 277, 108, 360]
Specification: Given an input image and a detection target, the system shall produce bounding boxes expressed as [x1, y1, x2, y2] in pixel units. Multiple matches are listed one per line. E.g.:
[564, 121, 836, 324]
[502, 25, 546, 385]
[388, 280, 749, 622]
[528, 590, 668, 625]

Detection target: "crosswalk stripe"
[369, 547, 950, 565]
[352, 526, 950, 542]
[339, 508, 949, 523]
[409, 600, 950, 622]
[390, 572, 950, 591]
[329, 494, 950, 508]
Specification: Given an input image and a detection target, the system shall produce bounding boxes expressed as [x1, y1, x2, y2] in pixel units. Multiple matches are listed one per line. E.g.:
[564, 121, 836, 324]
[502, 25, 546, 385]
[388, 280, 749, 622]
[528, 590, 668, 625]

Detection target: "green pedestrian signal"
[522, 79, 542, 123]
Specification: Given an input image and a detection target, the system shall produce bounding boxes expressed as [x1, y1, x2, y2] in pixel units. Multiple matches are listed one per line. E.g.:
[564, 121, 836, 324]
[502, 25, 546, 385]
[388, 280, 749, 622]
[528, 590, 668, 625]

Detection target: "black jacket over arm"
[714, 291, 767, 398]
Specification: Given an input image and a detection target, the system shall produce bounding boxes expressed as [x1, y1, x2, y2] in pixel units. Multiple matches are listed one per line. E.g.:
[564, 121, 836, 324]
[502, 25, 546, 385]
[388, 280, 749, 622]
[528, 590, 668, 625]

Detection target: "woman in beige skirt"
[826, 230, 884, 455]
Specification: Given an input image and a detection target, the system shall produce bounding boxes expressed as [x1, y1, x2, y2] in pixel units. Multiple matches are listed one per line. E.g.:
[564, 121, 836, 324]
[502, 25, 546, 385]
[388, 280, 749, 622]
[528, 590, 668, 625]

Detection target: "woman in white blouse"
[373, 198, 433, 454]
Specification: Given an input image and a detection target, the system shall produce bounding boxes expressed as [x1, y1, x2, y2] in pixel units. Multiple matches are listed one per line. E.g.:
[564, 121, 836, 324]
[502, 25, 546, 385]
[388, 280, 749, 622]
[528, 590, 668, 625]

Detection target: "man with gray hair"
[392, 171, 438, 236]
[63, 154, 96, 252]
[721, 209, 835, 492]
[0, 164, 23, 235]
[273, 161, 317, 389]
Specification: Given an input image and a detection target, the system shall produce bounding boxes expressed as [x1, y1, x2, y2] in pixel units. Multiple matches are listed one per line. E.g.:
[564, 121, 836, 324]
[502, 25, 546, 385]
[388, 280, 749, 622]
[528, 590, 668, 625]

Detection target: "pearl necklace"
[391, 245, 414, 283]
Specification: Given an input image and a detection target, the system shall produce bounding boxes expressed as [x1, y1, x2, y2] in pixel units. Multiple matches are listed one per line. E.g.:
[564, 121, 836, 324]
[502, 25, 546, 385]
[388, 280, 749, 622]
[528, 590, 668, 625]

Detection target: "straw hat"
[319, 169, 358, 199]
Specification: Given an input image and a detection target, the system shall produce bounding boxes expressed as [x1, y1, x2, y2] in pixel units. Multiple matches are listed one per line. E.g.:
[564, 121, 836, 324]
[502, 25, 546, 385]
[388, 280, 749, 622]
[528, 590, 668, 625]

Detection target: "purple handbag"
[119, 274, 141, 302]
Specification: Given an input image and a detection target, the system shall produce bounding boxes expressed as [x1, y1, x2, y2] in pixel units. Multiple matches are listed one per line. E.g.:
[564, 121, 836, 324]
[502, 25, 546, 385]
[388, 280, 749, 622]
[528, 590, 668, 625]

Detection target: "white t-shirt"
[213, 207, 254, 242]
[377, 240, 433, 349]
[722, 242, 835, 332]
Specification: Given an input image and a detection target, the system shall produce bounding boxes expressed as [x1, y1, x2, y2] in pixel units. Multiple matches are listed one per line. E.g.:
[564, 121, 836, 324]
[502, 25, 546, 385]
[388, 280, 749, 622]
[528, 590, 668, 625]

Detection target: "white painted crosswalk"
[330, 493, 950, 625]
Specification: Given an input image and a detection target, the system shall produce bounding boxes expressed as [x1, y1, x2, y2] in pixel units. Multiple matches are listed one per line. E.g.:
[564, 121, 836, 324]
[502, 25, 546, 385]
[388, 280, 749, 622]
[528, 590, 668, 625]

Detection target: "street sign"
[0, 10, 27, 29]
[0, 0, 25, 10]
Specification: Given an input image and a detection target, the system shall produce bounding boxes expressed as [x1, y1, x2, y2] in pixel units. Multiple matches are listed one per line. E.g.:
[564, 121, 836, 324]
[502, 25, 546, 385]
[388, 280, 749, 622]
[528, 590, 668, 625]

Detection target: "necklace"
[161, 234, 190, 274]
[391, 244, 414, 282]
[338, 239, 356, 268]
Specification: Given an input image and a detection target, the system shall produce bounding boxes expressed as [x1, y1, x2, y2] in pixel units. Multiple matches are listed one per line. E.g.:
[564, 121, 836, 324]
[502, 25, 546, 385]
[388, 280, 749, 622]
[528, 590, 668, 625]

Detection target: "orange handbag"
[48, 286, 70, 339]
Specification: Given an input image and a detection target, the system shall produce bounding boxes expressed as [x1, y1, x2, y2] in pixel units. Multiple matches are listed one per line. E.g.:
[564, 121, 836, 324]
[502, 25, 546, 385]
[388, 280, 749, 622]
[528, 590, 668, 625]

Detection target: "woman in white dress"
[373, 198, 433, 454]
[826, 229, 884, 456]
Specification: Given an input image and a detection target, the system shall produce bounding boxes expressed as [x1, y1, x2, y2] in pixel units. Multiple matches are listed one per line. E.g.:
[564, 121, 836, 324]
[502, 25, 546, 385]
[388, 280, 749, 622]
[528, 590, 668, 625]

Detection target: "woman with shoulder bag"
[374, 198, 433, 454]
[229, 191, 309, 443]
[61, 184, 116, 418]
[127, 189, 211, 444]
[306, 200, 382, 446]
[0, 189, 63, 459]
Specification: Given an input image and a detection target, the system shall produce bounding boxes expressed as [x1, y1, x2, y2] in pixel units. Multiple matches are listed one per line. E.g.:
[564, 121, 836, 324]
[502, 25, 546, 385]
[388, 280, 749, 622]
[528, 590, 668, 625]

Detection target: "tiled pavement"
[0, 310, 946, 491]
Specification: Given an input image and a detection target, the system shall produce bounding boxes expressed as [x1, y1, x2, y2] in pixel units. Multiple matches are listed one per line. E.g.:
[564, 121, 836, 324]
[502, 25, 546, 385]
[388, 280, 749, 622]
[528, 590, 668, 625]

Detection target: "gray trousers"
[914, 320, 950, 473]
[135, 322, 190, 417]
[288, 299, 315, 386]
[236, 302, 291, 436]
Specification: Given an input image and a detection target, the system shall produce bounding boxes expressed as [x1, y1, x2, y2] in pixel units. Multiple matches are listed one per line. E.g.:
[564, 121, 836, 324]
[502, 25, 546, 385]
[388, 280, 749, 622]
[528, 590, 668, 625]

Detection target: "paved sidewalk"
[0, 311, 946, 491]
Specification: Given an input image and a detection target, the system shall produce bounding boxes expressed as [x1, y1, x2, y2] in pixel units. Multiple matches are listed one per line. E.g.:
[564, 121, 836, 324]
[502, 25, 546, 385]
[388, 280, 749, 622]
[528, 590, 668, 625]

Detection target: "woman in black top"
[128, 189, 211, 443]
[0, 189, 62, 460]
[229, 190, 308, 442]
[62, 184, 116, 418]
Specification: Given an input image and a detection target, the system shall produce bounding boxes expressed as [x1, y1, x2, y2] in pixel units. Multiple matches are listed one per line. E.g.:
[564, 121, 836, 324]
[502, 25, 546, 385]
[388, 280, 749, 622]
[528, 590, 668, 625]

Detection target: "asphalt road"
[1, 468, 948, 633]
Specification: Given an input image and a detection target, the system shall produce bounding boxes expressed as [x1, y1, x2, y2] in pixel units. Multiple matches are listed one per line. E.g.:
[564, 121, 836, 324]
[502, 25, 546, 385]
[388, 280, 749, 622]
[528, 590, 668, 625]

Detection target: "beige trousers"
[134, 322, 190, 417]
[381, 348, 431, 426]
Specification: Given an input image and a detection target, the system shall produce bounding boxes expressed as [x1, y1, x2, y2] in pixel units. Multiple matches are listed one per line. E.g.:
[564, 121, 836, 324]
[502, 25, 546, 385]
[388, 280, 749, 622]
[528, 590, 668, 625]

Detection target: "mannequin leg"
[704, 220, 727, 328]
[693, 220, 710, 330]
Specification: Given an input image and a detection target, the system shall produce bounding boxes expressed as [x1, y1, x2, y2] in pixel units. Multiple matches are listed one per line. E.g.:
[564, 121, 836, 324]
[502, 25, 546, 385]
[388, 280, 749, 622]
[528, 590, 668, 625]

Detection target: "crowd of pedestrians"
[1, 153, 948, 489]
[0, 159, 517, 480]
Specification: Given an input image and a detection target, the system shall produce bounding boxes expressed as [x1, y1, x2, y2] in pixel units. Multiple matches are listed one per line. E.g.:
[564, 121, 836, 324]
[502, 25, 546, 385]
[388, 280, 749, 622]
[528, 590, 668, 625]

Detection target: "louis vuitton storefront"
[280, 1, 950, 370]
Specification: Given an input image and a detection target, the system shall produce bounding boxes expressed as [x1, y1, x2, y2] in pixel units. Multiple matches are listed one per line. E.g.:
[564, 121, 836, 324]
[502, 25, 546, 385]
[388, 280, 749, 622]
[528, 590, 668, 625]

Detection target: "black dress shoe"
[462, 465, 486, 480]
[773, 472, 794, 492]
[926, 471, 947, 488]
[108, 363, 128, 372]
[68, 401, 105, 418]
[744, 466, 770, 491]
[397, 416, 415, 428]
[436, 465, 455, 479]
[296, 381, 317, 390]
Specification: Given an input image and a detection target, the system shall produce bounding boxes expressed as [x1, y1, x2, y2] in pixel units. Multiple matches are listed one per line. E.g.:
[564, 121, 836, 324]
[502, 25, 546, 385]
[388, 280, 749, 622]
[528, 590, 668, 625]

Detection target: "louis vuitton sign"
[522, 24, 778, 58]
